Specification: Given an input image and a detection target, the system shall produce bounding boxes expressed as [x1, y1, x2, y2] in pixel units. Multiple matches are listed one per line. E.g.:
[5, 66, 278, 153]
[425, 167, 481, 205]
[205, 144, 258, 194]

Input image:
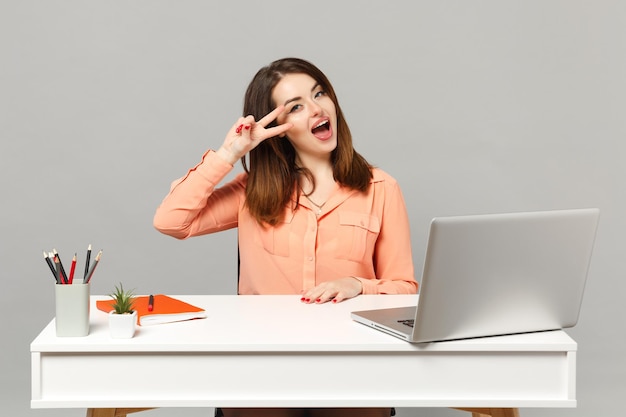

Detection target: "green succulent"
[108, 283, 136, 314]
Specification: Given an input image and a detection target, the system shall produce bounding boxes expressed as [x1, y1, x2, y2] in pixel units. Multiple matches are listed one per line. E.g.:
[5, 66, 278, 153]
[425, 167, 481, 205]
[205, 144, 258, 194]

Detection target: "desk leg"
[86, 408, 155, 417]
[453, 408, 520, 417]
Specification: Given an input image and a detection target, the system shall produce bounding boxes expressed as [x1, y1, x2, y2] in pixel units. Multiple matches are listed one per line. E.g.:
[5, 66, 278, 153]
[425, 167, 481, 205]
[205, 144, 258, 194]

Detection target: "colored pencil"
[43, 251, 57, 281]
[84, 250, 102, 284]
[69, 253, 77, 284]
[54, 255, 62, 284]
[84, 244, 92, 279]
[52, 249, 68, 284]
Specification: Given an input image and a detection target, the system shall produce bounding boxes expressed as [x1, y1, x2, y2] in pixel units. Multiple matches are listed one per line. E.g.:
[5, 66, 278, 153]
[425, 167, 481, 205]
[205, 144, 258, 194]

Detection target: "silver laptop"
[352, 208, 600, 343]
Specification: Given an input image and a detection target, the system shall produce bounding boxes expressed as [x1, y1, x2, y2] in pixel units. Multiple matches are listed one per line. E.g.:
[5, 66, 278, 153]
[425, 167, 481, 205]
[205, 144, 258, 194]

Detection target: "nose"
[308, 99, 322, 116]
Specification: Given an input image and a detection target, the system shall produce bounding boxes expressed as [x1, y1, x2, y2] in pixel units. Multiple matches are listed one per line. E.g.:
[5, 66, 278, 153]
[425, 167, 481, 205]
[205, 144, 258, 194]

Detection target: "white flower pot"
[108, 310, 137, 338]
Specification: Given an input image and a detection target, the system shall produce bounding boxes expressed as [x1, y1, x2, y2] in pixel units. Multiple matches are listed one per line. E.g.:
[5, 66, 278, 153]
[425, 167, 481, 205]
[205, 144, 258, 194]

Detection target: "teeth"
[314, 120, 328, 129]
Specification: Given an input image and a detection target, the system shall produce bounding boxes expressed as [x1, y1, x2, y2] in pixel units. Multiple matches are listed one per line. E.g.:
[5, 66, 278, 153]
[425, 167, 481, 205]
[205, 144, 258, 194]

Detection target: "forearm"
[153, 150, 239, 239]
[356, 276, 418, 295]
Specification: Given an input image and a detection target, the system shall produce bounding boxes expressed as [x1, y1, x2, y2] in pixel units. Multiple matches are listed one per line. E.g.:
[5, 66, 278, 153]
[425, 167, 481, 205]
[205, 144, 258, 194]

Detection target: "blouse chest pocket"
[257, 212, 294, 257]
[337, 212, 381, 262]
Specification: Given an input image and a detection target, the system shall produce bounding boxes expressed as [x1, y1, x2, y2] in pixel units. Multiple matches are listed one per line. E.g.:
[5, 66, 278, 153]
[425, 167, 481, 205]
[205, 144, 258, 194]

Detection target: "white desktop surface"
[31, 295, 576, 409]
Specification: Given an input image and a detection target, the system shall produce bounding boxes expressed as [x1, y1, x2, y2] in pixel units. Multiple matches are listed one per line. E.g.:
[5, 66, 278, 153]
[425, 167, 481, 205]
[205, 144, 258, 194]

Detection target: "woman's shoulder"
[370, 167, 399, 186]
[235, 171, 248, 182]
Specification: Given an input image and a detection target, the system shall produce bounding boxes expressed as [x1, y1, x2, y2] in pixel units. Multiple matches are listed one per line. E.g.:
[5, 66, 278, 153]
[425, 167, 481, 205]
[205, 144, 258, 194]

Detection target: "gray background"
[2, 1, 624, 416]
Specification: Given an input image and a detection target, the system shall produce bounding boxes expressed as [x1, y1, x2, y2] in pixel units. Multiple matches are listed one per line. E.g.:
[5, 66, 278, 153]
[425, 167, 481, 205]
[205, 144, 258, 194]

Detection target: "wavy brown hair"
[242, 58, 372, 225]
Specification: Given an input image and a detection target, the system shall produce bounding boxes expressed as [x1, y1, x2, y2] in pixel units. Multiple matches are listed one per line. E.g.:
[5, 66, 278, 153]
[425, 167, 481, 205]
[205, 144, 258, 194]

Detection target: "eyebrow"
[283, 83, 321, 107]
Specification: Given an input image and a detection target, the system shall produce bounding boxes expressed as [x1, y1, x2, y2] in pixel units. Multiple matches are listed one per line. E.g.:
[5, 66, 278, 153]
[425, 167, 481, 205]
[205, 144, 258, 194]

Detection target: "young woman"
[154, 58, 417, 417]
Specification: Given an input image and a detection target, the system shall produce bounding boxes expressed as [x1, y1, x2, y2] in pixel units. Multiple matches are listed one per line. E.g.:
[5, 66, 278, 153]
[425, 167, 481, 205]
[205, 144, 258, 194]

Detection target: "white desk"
[31, 295, 576, 417]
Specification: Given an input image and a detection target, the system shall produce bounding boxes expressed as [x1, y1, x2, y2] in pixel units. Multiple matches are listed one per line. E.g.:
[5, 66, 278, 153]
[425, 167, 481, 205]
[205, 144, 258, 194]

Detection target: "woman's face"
[272, 73, 338, 161]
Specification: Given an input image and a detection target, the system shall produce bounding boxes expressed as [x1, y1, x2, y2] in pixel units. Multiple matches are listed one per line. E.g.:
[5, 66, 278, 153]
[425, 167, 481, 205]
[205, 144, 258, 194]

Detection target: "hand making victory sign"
[216, 105, 292, 166]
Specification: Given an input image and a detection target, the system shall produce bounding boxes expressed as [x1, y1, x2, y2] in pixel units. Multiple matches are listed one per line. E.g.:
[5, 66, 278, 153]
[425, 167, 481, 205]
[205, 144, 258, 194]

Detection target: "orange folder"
[97, 294, 206, 326]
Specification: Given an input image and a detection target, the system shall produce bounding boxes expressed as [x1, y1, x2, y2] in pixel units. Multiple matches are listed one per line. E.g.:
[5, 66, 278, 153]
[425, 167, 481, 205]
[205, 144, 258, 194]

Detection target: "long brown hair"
[242, 58, 372, 225]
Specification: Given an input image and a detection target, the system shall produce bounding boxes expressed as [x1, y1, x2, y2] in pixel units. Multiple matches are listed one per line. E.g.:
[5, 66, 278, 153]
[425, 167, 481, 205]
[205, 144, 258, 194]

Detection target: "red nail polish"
[332, 299, 337, 303]
[244, 125, 251, 130]
[316, 298, 321, 303]
[300, 297, 306, 301]
[235, 124, 243, 134]
[305, 298, 310, 302]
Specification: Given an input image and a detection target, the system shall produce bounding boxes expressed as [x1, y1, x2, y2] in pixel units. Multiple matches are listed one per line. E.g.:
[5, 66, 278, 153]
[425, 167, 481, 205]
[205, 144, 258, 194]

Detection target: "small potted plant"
[107, 283, 137, 338]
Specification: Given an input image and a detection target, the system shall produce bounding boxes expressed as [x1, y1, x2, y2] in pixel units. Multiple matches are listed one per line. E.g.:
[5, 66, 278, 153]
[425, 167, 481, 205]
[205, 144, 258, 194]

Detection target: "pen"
[43, 251, 57, 282]
[84, 244, 92, 280]
[84, 250, 102, 284]
[148, 295, 154, 312]
[69, 253, 77, 284]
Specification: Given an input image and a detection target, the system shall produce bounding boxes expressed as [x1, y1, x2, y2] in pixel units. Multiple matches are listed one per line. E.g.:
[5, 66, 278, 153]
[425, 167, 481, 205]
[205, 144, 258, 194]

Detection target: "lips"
[311, 118, 333, 141]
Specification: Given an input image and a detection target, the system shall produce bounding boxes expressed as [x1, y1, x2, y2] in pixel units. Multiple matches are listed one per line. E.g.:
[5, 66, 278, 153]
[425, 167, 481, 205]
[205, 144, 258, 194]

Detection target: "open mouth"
[311, 119, 332, 140]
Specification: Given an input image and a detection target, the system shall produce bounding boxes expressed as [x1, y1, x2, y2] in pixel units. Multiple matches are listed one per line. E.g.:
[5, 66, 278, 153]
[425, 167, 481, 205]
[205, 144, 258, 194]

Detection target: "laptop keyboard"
[398, 319, 414, 328]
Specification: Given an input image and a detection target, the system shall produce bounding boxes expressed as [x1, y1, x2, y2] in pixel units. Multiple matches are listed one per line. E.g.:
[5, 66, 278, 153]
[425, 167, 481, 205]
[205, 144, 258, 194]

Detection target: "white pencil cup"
[55, 283, 90, 337]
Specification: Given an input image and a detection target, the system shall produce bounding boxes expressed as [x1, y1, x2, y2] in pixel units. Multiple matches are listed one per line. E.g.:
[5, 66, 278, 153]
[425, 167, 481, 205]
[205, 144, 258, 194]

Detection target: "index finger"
[260, 123, 292, 140]
[257, 105, 286, 128]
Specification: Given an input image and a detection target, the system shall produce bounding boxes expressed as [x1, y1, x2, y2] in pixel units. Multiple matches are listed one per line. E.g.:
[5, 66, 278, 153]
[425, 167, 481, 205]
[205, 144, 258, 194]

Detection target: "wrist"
[350, 276, 364, 295]
[215, 146, 239, 166]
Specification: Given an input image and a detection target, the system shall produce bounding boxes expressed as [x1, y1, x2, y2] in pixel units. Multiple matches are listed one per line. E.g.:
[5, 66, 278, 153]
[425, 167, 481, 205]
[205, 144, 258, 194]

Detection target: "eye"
[288, 104, 302, 114]
[314, 89, 326, 99]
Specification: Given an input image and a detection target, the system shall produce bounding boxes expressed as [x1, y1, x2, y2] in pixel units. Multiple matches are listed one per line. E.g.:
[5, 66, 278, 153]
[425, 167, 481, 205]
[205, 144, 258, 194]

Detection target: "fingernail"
[305, 298, 310, 302]
[244, 125, 251, 130]
[300, 297, 306, 301]
[315, 298, 321, 303]
[235, 124, 243, 134]
[332, 299, 337, 303]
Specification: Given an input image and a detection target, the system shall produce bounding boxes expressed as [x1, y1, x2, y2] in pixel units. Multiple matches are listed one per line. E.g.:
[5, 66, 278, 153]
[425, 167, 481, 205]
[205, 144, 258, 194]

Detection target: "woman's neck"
[295, 152, 331, 171]
[296, 156, 336, 202]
